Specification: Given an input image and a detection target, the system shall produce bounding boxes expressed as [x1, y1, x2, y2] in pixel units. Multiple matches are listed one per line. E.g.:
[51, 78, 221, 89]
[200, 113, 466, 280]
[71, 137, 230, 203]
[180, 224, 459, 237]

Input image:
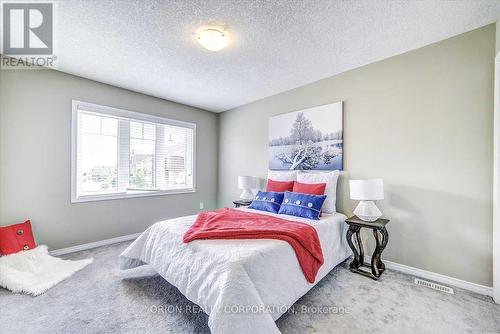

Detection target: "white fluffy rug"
[0, 245, 93, 296]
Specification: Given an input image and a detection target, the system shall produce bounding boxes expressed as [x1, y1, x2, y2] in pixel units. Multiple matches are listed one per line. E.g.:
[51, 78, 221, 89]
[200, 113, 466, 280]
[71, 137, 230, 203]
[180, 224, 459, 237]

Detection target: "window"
[129, 121, 156, 189]
[71, 100, 195, 202]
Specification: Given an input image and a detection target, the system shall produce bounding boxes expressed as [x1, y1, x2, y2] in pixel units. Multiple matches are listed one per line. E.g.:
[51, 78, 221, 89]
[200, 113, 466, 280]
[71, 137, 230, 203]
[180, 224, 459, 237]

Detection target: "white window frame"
[71, 100, 196, 203]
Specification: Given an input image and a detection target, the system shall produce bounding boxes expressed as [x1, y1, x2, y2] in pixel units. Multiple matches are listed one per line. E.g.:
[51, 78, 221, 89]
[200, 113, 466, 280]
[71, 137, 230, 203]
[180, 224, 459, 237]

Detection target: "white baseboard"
[49, 233, 141, 256]
[364, 255, 493, 297]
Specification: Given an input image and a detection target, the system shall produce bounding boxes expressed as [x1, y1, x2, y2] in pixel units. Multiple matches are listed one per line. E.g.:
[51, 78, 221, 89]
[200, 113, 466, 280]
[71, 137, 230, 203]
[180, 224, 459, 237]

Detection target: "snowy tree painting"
[268, 101, 343, 170]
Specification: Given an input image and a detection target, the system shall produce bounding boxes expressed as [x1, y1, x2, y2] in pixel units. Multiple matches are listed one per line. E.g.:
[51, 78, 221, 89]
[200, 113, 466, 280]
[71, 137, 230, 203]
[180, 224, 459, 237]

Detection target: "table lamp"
[238, 176, 257, 201]
[349, 179, 384, 222]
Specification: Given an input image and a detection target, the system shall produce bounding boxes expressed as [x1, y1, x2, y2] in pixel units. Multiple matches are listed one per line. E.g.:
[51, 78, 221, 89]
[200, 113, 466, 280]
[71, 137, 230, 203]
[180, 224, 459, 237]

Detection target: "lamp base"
[354, 201, 382, 222]
[239, 189, 255, 201]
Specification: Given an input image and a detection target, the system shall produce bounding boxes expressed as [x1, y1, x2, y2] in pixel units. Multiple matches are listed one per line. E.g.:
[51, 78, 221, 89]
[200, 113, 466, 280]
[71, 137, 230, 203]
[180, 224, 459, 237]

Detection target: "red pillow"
[293, 181, 327, 195]
[0, 220, 36, 256]
[266, 179, 294, 192]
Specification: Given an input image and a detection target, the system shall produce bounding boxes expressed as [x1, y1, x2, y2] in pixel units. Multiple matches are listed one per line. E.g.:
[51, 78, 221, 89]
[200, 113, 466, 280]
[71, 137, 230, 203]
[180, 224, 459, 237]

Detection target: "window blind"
[72, 101, 195, 202]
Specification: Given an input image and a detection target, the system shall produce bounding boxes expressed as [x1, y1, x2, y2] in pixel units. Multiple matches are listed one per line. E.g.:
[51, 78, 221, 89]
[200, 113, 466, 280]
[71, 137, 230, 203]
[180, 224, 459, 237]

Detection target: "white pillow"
[267, 170, 297, 181]
[297, 170, 340, 213]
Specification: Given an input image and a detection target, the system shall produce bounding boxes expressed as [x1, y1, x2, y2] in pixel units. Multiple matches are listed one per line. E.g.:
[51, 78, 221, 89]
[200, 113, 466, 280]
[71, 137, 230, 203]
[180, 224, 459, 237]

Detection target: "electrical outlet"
[199, 202, 204, 210]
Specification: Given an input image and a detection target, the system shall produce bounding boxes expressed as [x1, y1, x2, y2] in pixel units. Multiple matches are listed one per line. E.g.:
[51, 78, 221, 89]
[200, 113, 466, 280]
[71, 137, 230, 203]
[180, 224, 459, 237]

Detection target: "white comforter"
[119, 208, 350, 334]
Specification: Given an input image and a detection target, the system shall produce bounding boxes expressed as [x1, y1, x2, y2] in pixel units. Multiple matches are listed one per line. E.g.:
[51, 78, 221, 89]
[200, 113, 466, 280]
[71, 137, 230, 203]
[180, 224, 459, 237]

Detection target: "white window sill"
[71, 188, 196, 203]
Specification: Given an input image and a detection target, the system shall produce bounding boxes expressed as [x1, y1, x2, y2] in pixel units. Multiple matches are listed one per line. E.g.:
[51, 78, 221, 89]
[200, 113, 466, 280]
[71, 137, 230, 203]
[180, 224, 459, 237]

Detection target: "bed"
[119, 207, 350, 333]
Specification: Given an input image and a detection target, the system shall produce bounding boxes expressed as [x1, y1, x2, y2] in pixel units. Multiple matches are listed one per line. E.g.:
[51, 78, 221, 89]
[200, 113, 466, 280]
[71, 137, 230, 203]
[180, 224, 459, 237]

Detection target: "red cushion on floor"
[0, 220, 36, 256]
[292, 181, 327, 195]
[266, 179, 295, 192]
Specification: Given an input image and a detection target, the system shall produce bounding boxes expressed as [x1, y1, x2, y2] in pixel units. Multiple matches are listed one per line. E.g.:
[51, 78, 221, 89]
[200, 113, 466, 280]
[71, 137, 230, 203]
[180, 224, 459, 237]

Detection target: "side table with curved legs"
[345, 216, 390, 280]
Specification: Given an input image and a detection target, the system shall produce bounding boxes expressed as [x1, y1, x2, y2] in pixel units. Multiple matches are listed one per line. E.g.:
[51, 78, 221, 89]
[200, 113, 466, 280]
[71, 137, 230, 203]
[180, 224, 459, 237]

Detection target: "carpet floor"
[1, 241, 499, 334]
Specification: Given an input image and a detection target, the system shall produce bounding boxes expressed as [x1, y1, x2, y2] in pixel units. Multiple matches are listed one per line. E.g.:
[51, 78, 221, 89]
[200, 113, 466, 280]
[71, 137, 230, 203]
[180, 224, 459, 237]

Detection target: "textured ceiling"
[55, 0, 500, 112]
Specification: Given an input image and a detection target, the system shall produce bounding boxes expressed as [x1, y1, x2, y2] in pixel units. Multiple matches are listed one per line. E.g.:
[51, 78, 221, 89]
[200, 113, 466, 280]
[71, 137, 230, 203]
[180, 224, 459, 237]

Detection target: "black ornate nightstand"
[233, 200, 252, 208]
[345, 216, 389, 280]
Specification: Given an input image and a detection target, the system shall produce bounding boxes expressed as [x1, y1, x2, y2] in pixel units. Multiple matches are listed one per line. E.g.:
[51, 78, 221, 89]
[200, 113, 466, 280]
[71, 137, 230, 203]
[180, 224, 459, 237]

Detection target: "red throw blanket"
[183, 208, 324, 283]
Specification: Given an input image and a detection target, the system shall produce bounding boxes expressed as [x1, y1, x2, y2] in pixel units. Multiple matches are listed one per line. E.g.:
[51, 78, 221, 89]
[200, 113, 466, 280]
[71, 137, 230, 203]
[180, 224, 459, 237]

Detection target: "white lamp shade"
[349, 179, 384, 200]
[238, 176, 256, 190]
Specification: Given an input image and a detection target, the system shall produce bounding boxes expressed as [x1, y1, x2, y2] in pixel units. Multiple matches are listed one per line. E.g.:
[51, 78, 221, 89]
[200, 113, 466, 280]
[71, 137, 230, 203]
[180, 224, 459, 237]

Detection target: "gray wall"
[497, 20, 500, 54]
[0, 69, 218, 249]
[218, 25, 495, 286]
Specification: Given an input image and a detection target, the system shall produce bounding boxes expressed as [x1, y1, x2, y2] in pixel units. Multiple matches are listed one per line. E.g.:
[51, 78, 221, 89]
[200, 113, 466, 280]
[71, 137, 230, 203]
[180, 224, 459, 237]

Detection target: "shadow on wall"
[351, 183, 492, 284]
[256, 178, 267, 192]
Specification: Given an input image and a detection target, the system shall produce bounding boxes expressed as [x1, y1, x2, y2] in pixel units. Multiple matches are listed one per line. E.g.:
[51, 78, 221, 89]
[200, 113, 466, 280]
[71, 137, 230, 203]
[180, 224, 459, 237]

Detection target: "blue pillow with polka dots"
[278, 191, 327, 220]
[248, 191, 285, 214]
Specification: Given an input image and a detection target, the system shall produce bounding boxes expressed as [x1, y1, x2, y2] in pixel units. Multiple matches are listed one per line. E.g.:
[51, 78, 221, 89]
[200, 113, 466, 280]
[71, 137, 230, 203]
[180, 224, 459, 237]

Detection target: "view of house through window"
[72, 101, 195, 202]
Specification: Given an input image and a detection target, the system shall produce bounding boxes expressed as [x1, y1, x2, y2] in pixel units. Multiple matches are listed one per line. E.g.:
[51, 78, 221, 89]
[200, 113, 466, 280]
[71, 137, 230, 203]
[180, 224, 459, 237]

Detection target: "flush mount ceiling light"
[195, 28, 229, 52]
